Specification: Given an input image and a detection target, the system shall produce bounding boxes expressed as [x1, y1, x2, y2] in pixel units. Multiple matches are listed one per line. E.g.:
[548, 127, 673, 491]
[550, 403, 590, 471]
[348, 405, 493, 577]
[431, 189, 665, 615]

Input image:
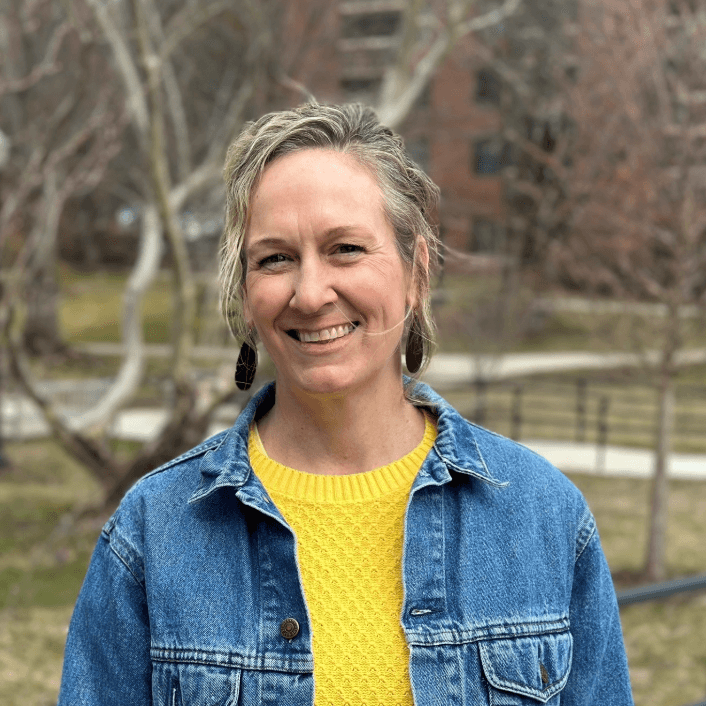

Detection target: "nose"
[289, 260, 337, 314]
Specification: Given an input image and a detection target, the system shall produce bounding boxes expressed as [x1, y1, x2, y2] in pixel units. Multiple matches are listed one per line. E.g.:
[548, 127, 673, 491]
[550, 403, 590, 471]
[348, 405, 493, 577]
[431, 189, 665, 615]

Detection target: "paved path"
[522, 440, 706, 480]
[4, 348, 706, 478]
[74, 342, 706, 387]
[4, 401, 705, 479]
[423, 349, 706, 387]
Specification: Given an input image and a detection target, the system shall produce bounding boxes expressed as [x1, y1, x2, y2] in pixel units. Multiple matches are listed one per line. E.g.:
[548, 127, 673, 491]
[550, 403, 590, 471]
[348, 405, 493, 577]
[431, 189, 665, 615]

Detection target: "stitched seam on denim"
[457, 640, 467, 704]
[487, 677, 563, 699]
[433, 447, 509, 488]
[405, 621, 570, 646]
[482, 640, 571, 697]
[487, 673, 564, 698]
[101, 514, 117, 538]
[138, 433, 227, 482]
[150, 648, 313, 672]
[107, 526, 145, 588]
[574, 507, 596, 563]
[97, 534, 146, 589]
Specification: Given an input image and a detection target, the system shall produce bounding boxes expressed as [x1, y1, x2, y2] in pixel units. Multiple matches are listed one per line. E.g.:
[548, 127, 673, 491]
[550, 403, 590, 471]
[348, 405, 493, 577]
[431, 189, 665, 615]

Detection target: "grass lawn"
[569, 473, 706, 705]
[1, 441, 705, 705]
[58, 265, 706, 356]
[13, 266, 703, 703]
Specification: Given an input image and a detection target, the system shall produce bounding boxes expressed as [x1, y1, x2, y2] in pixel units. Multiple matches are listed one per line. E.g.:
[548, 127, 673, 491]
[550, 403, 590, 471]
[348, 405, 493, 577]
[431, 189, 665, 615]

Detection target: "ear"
[408, 236, 430, 310]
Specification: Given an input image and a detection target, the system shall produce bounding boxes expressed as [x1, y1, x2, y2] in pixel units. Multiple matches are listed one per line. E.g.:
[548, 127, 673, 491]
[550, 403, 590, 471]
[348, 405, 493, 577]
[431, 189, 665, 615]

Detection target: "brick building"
[286, 1, 509, 258]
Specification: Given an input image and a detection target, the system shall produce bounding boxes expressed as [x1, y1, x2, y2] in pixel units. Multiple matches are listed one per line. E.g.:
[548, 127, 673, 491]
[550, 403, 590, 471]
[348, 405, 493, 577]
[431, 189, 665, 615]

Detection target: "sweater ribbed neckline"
[249, 415, 436, 503]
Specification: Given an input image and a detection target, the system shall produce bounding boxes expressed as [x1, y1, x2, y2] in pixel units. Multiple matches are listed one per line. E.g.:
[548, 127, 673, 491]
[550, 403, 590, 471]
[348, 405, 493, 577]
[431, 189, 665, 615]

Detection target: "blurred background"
[1, 0, 705, 703]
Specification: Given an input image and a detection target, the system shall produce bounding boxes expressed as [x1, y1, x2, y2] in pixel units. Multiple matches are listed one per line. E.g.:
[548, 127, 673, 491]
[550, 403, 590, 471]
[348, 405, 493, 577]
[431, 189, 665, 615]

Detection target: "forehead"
[247, 149, 389, 238]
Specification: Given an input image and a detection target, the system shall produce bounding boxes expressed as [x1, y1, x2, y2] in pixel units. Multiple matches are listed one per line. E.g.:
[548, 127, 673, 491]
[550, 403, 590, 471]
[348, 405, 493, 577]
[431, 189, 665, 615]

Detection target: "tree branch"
[159, 0, 231, 64]
[4, 307, 122, 484]
[72, 204, 162, 431]
[0, 22, 70, 94]
[86, 0, 149, 141]
[377, 0, 522, 128]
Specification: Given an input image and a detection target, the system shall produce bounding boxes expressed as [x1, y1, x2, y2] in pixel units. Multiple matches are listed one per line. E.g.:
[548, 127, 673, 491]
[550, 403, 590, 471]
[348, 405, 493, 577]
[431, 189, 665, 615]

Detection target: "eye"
[258, 253, 291, 269]
[334, 244, 365, 256]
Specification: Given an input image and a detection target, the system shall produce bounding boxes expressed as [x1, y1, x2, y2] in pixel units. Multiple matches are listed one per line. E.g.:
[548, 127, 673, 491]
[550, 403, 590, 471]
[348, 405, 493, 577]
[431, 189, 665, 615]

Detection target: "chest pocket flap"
[478, 631, 572, 704]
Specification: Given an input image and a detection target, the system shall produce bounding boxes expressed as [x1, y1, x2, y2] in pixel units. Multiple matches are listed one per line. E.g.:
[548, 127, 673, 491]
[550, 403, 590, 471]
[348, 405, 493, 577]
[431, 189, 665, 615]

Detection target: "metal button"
[280, 618, 299, 639]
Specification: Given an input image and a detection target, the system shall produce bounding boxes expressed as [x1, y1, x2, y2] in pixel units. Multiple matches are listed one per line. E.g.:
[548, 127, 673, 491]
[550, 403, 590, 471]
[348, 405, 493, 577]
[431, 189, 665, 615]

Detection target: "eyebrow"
[247, 226, 374, 253]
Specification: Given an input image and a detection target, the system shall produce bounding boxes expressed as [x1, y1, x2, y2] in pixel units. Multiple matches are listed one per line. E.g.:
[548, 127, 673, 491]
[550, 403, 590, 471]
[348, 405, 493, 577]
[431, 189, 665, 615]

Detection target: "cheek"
[246, 277, 292, 323]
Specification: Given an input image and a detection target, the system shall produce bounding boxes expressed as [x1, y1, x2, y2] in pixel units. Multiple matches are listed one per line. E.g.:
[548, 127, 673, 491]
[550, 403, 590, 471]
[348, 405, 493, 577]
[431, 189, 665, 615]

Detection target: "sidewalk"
[74, 343, 706, 385]
[4, 401, 705, 479]
[3, 349, 706, 478]
[522, 440, 706, 480]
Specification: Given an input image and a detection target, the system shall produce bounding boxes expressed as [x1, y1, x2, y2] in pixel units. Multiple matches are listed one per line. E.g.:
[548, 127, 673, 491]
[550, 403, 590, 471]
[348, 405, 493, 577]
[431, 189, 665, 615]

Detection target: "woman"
[59, 103, 633, 705]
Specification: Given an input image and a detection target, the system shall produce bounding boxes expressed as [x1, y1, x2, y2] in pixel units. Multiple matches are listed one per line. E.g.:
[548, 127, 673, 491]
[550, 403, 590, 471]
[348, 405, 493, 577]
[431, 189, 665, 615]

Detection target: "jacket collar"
[189, 379, 505, 504]
[189, 383, 275, 503]
[405, 379, 508, 488]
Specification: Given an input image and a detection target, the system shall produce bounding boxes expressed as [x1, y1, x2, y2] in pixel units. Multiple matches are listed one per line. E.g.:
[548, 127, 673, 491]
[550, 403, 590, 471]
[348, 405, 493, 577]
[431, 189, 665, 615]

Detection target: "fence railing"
[616, 573, 706, 606]
[457, 376, 706, 455]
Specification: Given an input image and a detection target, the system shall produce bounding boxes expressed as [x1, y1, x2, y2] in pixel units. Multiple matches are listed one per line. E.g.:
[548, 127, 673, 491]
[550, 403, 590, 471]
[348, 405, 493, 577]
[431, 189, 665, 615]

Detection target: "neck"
[257, 371, 426, 476]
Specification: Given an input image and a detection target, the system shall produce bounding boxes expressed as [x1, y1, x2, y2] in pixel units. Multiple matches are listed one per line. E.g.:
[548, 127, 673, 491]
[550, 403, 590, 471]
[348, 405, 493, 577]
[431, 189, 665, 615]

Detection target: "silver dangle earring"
[405, 314, 424, 374]
[235, 339, 258, 391]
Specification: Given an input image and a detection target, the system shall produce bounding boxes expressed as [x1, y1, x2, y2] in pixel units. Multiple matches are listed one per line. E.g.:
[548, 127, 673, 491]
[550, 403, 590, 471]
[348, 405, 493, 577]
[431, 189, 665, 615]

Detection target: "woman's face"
[242, 148, 415, 399]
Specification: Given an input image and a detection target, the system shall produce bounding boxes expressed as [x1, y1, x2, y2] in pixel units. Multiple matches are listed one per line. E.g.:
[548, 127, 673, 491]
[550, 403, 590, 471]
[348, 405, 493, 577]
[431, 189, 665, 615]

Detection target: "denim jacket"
[59, 381, 633, 705]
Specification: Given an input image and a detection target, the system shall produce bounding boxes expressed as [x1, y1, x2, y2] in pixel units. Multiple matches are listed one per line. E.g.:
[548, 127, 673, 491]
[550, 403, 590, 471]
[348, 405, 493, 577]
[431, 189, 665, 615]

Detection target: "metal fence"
[457, 376, 706, 455]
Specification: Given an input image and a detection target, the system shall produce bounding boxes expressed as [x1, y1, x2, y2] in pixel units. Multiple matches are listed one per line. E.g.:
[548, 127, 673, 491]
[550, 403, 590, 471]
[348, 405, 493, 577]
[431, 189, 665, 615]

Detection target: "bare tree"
[0, 0, 124, 355]
[4, 0, 282, 507]
[373, 0, 523, 129]
[5, 0, 526, 509]
[550, 0, 706, 581]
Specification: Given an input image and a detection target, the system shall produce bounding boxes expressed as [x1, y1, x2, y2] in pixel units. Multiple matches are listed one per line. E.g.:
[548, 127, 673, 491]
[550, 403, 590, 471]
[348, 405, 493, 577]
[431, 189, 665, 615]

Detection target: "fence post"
[575, 377, 587, 442]
[595, 395, 610, 473]
[511, 383, 522, 440]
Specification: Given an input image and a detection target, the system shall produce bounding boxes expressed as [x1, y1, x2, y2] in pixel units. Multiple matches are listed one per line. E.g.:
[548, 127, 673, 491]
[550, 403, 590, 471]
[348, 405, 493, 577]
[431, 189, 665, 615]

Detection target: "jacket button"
[280, 618, 299, 639]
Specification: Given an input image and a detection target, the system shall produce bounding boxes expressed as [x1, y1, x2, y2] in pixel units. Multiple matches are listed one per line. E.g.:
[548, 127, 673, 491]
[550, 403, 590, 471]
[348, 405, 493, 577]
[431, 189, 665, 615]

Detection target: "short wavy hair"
[219, 102, 441, 373]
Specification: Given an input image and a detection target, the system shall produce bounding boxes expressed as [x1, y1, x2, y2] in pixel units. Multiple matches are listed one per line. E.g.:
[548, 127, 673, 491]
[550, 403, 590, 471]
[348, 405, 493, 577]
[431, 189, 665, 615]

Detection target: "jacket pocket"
[155, 663, 241, 706]
[478, 631, 572, 705]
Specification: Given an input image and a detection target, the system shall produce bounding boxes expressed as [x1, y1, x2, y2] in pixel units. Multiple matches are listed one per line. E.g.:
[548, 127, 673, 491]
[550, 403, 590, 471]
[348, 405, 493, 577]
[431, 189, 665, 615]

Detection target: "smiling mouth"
[287, 323, 359, 343]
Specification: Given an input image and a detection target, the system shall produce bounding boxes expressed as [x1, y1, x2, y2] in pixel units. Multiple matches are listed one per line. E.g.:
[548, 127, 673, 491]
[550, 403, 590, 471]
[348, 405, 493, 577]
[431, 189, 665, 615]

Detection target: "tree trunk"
[644, 367, 674, 582]
[23, 263, 63, 355]
[22, 172, 65, 356]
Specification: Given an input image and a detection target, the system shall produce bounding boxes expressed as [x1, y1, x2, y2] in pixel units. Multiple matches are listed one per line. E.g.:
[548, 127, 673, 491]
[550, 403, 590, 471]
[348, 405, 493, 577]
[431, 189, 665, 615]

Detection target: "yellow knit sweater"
[249, 416, 437, 706]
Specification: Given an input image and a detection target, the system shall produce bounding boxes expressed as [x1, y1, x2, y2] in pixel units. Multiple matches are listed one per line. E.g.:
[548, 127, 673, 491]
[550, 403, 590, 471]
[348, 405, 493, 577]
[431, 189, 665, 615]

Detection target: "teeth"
[299, 324, 355, 343]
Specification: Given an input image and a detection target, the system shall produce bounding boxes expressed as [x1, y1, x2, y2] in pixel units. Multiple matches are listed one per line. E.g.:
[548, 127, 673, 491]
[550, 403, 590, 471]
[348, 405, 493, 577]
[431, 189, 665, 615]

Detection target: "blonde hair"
[220, 102, 441, 373]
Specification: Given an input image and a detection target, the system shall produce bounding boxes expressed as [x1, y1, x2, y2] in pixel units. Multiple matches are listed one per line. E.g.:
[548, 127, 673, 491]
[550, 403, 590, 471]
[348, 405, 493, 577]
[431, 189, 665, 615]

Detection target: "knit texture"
[249, 415, 437, 706]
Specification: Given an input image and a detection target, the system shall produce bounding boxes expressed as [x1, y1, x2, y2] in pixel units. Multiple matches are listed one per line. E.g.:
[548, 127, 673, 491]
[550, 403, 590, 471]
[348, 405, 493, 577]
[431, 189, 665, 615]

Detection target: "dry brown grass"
[1, 444, 705, 705]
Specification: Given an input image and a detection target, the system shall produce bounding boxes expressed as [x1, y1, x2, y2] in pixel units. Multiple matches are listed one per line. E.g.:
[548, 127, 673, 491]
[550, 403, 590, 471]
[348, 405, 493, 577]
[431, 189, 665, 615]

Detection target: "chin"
[291, 373, 359, 398]
[280, 361, 401, 400]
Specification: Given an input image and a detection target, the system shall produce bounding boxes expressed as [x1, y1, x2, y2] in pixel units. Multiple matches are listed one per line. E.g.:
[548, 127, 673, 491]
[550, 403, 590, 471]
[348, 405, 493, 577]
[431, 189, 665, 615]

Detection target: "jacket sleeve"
[58, 530, 152, 705]
[562, 518, 634, 704]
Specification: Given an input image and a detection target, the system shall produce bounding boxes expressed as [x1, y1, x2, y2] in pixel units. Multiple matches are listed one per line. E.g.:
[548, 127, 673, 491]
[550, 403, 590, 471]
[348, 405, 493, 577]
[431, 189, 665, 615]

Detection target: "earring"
[235, 340, 258, 391]
[405, 314, 425, 374]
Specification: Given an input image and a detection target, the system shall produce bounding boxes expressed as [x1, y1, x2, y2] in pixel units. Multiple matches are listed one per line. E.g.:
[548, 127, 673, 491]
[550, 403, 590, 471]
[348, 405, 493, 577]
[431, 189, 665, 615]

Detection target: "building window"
[476, 69, 501, 105]
[472, 219, 505, 253]
[339, 76, 382, 99]
[341, 11, 401, 39]
[473, 138, 515, 175]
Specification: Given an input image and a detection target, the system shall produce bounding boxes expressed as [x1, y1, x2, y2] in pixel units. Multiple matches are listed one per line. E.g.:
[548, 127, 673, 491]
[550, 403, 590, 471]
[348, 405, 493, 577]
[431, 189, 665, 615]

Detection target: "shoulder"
[122, 429, 231, 508]
[102, 430, 232, 551]
[469, 420, 580, 494]
[463, 420, 596, 555]
[416, 379, 596, 555]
